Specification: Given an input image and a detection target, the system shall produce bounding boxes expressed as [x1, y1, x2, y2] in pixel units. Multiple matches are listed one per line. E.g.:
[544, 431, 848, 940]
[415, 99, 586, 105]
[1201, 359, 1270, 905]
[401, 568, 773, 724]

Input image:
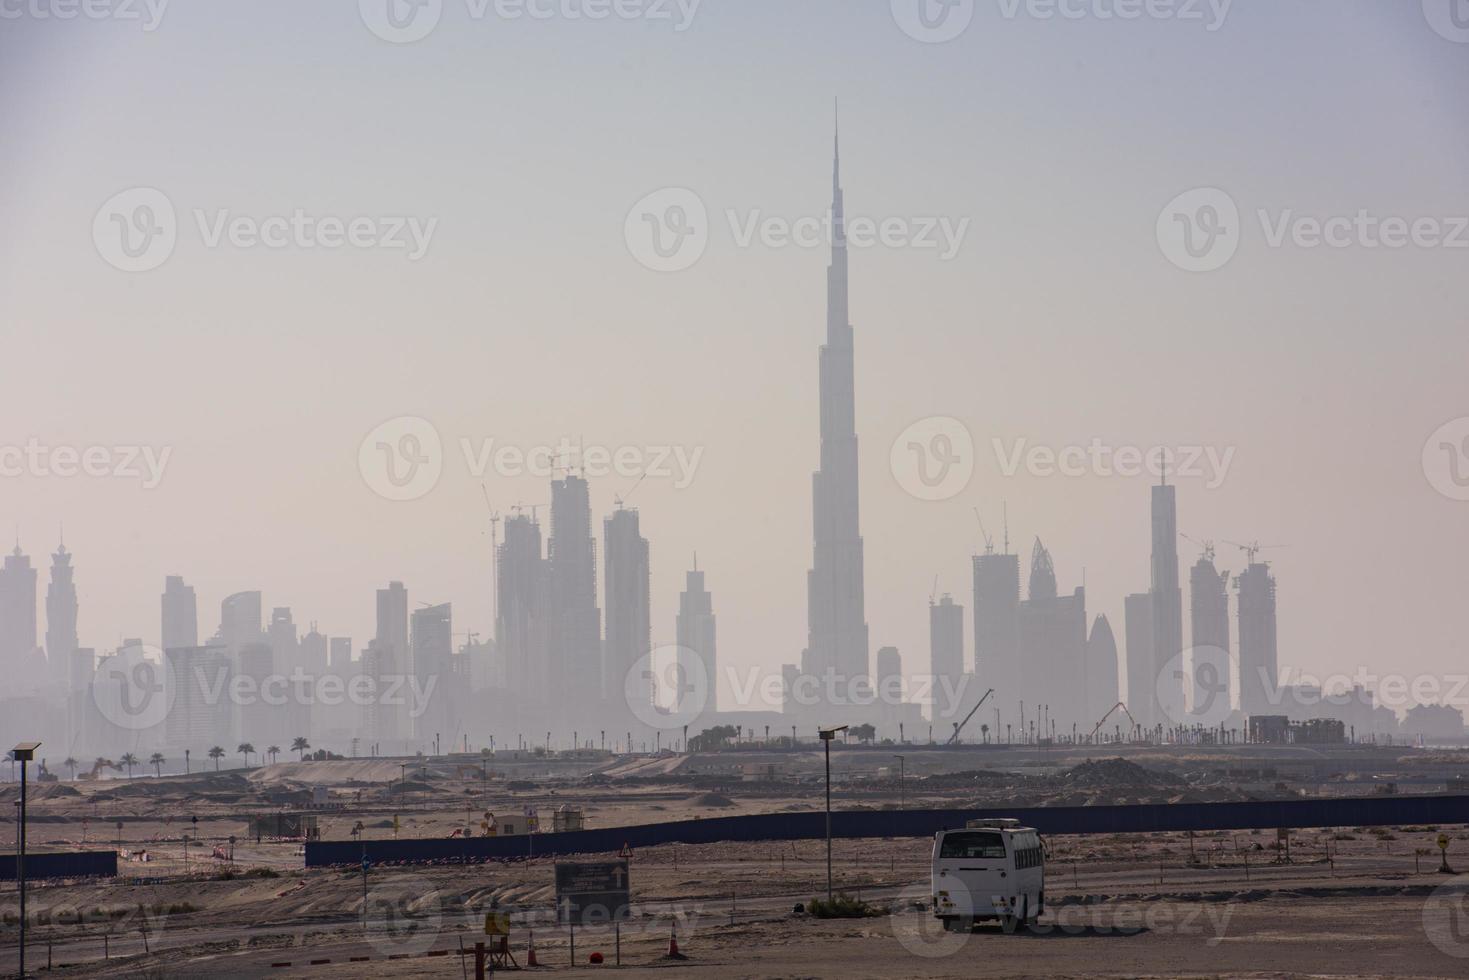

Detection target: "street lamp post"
[818, 726, 847, 904]
[13, 741, 39, 980]
[893, 755, 905, 810]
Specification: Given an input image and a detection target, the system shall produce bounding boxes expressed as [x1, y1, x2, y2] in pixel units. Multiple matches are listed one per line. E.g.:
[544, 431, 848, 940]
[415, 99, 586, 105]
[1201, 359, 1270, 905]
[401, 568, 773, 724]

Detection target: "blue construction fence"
[0, 850, 117, 881]
[306, 793, 1469, 868]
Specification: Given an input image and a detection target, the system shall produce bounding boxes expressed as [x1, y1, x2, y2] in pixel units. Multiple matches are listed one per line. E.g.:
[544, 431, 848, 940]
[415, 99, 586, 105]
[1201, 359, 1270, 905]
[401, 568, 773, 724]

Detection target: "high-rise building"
[804, 117, 870, 692]
[329, 636, 353, 673]
[676, 562, 717, 713]
[1086, 615, 1120, 732]
[1236, 561, 1278, 717]
[497, 513, 549, 705]
[410, 602, 452, 743]
[603, 507, 650, 709]
[166, 645, 233, 750]
[375, 581, 409, 740]
[972, 547, 1020, 731]
[549, 476, 601, 722]
[929, 595, 964, 724]
[161, 575, 198, 652]
[0, 543, 38, 669]
[45, 539, 78, 687]
[1189, 549, 1232, 719]
[1124, 592, 1154, 732]
[1150, 479, 1184, 729]
[1018, 539, 1087, 740]
[218, 591, 263, 652]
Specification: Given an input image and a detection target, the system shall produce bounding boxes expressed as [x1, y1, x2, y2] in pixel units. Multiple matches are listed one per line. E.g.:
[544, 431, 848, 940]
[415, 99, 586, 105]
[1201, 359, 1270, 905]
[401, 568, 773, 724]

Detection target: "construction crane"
[1089, 702, 1142, 743]
[945, 688, 996, 745]
[972, 507, 995, 555]
[1179, 532, 1215, 563]
[1225, 540, 1289, 565]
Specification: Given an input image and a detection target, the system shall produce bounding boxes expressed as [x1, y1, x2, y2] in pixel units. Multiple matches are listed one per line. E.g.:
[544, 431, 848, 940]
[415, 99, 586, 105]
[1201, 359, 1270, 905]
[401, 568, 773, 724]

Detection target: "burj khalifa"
[804, 113, 871, 690]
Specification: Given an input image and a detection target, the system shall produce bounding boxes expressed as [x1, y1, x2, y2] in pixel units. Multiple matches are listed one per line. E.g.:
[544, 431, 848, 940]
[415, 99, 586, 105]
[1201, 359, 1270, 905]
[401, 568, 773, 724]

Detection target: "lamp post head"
[12, 742, 39, 762]
[818, 726, 847, 742]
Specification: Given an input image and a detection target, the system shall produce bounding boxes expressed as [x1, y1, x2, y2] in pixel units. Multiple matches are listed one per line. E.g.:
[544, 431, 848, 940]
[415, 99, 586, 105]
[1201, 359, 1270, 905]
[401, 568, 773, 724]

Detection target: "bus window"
[939, 831, 1007, 860]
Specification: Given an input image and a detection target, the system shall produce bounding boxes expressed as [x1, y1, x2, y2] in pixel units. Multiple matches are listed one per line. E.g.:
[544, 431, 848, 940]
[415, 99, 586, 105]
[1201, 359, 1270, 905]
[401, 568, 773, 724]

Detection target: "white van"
[931, 819, 1045, 934]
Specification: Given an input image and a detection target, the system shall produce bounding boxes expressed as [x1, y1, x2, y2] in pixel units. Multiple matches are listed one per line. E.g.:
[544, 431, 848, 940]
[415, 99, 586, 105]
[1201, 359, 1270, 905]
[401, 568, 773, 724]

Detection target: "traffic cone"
[526, 929, 538, 967]
[665, 922, 686, 960]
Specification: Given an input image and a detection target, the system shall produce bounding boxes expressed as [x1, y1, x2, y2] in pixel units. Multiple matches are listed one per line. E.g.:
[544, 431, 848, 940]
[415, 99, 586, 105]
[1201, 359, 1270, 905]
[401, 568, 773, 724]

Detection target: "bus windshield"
[939, 831, 1007, 860]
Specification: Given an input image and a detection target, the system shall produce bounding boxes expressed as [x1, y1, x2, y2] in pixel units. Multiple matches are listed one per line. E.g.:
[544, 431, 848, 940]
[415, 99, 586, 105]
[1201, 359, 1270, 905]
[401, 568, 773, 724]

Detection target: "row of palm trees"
[53, 738, 313, 780]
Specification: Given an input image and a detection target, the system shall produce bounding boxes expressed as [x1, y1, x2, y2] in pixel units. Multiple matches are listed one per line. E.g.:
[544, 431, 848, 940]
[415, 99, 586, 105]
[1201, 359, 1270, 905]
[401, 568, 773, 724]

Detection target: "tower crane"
[945, 688, 996, 745]
[1225, 541, 1289, 565]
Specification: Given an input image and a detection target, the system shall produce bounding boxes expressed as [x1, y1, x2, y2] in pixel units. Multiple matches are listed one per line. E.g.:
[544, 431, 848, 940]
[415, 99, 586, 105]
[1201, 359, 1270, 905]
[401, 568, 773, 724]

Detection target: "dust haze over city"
[2, 2, 1469, 978]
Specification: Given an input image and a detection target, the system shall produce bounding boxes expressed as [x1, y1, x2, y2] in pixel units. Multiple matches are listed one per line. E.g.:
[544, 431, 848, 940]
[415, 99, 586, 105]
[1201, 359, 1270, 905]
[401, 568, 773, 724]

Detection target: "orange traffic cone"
[526, 929, 538, 967]
[665, 923, 686, 960]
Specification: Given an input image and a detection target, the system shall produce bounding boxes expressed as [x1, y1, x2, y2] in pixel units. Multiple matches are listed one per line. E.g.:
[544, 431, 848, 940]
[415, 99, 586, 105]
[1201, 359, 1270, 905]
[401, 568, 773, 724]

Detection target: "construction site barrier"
[0, 850, 118, 881]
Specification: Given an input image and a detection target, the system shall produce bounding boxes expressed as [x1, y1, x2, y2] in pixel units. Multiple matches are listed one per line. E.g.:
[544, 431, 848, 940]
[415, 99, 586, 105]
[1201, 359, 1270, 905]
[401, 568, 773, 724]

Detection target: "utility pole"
[13, 742, 38, 980]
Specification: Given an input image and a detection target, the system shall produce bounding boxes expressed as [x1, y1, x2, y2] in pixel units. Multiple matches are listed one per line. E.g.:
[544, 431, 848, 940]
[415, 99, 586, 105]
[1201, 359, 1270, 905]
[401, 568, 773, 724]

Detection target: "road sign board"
[1439, 833, 1451, 851]
[555, 860, 630, 926]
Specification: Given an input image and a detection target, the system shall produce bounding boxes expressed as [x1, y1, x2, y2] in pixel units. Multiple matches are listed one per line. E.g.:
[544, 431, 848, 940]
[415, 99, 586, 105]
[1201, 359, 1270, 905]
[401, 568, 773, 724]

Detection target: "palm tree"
[149, 753, 165, 778]
[238, 743, 256, 767]
[64, 757, 77, 781]
[291, 737, 310, 761]
[980, 724, 990, 744]
[208, 746, 225, 771]
[267, 745, 281, 765]
[119, 753, 139, 778]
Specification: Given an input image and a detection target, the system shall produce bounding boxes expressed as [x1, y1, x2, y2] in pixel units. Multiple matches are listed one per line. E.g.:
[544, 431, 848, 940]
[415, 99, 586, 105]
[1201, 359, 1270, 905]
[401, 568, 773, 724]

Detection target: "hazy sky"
[2, 1, 1467, 707]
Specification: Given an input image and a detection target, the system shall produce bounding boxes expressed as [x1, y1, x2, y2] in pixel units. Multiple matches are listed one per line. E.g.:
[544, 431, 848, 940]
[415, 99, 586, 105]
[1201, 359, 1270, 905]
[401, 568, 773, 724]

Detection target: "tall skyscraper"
[45, 539, 78, 687]
[161, 575, 198, 652]
[603, 507, 650, 707]
[1150, 477, 1184, 729]
[329, 636, 353, 673]
[972, 545, 1020, 731]
[166, 645, 233, 750]
[549, 476, 601, 721]
[1086, 615, 1120, 731]
[1189, 548, 1232, 719]
[218, 591, 263, 652]
[928, 594, 964, 724]
[1124, 592, 1154, 731]
[497, 512, 549, 705]
[1236, 561, 1278, 718]
[804, 115, 870, 691]
[375, 581, 409, 740]
[1017, 539, 1087, 739]
[410, 602, 452, 742]
[0, 543, 38, 668]
[676, 561, 716, 712]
